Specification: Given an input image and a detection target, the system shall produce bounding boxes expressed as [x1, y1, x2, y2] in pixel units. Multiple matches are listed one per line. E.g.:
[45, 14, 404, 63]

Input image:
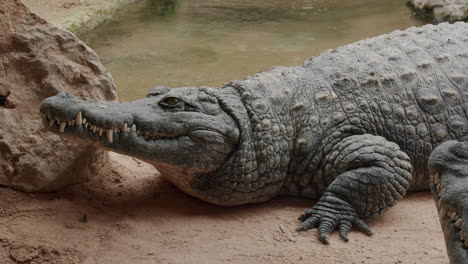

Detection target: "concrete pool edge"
[56, 0, 142, 36]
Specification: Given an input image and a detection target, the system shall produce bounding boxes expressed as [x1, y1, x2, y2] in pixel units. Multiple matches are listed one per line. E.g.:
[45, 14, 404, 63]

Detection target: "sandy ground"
[0, 152, 449, 264]
[1, 1, 449, 263]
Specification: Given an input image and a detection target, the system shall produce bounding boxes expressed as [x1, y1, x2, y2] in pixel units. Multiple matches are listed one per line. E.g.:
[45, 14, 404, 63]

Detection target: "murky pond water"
[81, 0, 425, 101]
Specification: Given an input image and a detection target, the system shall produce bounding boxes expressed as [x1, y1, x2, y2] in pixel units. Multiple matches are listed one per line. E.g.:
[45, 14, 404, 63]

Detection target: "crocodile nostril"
[56, 92, 75, 99]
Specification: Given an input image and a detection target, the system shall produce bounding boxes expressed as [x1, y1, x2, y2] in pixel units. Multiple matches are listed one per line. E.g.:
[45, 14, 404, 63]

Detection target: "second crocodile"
[428, 140, 468, 264]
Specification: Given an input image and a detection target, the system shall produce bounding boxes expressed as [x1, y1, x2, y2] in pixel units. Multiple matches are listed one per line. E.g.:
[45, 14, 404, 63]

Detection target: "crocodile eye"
[159, 97, 181, 108]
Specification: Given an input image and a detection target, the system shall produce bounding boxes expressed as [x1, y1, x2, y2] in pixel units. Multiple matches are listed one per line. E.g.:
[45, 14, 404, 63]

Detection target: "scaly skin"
[428, 141, 468, 264]
[40, 22, 468, 245]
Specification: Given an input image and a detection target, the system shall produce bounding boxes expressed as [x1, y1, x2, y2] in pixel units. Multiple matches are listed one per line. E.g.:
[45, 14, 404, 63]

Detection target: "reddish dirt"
[0, 153, 448, 264]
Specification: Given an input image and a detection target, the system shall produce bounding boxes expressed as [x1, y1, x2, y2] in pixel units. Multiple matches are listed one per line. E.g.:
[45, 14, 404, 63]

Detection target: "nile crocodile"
[40, 22, 468, 248]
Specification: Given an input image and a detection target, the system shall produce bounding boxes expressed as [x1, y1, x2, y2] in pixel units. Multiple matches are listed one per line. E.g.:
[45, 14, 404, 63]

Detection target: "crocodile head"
[40, 84, 293, 206]
[428, 140, 468, 263]
[39, 86, 240, 200]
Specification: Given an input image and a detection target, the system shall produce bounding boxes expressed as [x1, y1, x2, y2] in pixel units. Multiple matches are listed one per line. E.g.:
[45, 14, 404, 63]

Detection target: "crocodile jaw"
[39, 91, 240, 192]
[429, 141, 468, 264]
[431, 172, 468, 264]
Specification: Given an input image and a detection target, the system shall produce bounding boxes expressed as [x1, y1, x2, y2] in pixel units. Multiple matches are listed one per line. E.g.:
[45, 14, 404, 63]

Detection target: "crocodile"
[428, 140, 468, 264]
[40, 22, 468, 246]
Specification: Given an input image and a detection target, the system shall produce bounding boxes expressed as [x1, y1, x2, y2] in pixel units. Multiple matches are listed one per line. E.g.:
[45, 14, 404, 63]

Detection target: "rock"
[0, 0, 117, 191]
[407, 0, 468, 22]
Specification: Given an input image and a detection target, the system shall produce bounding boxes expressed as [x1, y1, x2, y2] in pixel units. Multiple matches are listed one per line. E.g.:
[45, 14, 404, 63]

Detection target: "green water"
[81, 0, 425, 101]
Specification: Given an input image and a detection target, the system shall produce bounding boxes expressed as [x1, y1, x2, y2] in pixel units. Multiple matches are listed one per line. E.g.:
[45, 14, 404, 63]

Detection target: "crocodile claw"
[296, 194, 372, 244]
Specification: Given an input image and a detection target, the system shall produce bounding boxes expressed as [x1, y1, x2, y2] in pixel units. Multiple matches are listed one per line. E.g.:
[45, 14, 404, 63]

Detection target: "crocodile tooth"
[92, 125, 97, 133]
[438, 198, 442, 208]
[82, 118, 87, 125]
[47, 113, 53, 120]
[48, 119, 55, 128]
[436, 183, 441, 193]
[455, 219, 463, 229]
[450, 211, 457, 221]
[131, 124, 136, 131]
[84, 123, 89, 128]
[99, 128, 104, 136]
[106, 129, 113, 143]
[122, 123, 128, 132]
[113, 128, 118, 133]
[433, 173, 440, 184]
[439, 207, 447, 221]
[59, 122, 66, 133]
[75, 112, 82, 126]
[68, 120, 73, 126]
[71, 120, 75, 126]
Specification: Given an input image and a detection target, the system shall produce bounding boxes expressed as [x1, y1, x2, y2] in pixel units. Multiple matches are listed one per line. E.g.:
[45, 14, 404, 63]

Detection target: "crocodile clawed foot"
[296, 192, 372, 244]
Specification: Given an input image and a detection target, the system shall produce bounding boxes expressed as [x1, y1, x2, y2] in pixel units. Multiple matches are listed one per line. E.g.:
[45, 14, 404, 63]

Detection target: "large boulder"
[0, 0, 117, 191]
[408, 0, 468, 22]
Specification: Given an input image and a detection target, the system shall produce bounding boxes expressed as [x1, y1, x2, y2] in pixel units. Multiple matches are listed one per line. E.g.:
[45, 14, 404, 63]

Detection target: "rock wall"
[0, 0, 117, 191]
[408, 0, 468, 22]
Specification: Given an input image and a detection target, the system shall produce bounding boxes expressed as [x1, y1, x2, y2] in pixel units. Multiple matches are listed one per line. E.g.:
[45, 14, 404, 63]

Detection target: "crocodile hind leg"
[428, 140, 468, 264]
[296, 134, 413, 244]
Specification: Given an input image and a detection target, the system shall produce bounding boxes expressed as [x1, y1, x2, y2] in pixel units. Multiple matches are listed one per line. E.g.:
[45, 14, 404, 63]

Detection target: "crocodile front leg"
[297, 134, 413, 244]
